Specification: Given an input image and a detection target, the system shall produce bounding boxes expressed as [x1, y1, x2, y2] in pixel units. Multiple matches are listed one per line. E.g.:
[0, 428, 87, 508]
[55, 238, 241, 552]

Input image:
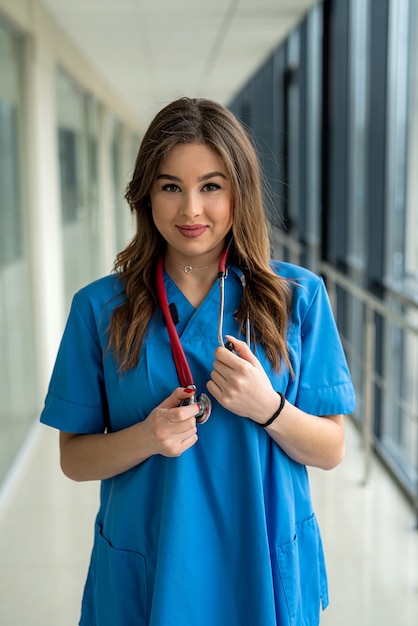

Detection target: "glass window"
[111, 117, 126, 252]
[385, 0, 412, 288]
[278, 4, 322, 272]
[382, 0, 418, 499]
[285, 29, 301, 239]
[0, 27, 22, 264]
[0, 21, 38, 484]
[345, 0, 371, 421]
[111, 119, 137, 253]
[56, 68, 100, 309]
[404, 0, 418, 293]
[347, 0, 370, 270]
[382, 302, 418, 494]
[304, 3, 322, 271]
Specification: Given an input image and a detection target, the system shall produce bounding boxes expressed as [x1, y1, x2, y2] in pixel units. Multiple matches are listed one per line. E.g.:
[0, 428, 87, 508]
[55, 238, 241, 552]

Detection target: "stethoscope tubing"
[156, 252, 233, 424]
[155, 249, 251, 423]
[156, 248, 230, 389]
[156, 255, 194, 387]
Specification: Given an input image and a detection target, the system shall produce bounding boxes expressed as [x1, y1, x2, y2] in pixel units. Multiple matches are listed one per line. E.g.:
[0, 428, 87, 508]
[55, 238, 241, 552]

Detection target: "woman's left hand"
[207, 335, 281, 425]
[207, 335, 345, 470]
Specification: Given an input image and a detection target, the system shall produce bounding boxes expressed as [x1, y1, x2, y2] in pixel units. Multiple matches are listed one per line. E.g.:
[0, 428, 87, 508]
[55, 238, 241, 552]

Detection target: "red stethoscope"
[155, 248, 229, 423]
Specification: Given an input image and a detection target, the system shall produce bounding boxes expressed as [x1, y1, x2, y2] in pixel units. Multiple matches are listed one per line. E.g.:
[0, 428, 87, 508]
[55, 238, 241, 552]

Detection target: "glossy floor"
[0, 419, 416, 625]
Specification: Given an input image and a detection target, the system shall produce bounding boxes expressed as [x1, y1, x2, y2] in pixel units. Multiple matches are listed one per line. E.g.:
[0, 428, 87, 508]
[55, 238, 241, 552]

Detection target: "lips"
[176, 224, 208, 238]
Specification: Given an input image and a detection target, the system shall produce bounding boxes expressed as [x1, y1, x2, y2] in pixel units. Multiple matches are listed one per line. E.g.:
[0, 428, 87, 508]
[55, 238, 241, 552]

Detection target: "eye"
[162, 183, 181, 192]
[202, 182, 221, 192]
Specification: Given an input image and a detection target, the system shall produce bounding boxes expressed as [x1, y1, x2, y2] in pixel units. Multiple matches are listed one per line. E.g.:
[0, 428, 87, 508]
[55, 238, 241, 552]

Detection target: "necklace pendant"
[184, 265, 193, 273]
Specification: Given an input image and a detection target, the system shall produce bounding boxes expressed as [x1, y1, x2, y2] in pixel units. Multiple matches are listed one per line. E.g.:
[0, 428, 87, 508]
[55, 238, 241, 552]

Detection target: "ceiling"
[40, 0, 319, 127]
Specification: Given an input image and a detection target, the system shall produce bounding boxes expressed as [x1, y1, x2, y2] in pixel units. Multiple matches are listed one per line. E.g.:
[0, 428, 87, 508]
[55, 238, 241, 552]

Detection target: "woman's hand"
[207, 335, 345, 470]
[140, 387, 199, 458]
[207, 335, 280, 425]
[59, 387, 199, 482]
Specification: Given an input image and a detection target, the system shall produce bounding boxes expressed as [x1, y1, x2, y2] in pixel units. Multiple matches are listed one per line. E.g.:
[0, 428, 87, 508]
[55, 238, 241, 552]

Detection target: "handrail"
[319, 261, 418, 336]
[272, 230, 418, 527]
[320, 262, 418, 528]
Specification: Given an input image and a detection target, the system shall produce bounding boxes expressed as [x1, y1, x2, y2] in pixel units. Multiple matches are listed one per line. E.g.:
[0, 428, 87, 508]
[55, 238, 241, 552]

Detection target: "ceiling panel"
[40, 0, 319, 126]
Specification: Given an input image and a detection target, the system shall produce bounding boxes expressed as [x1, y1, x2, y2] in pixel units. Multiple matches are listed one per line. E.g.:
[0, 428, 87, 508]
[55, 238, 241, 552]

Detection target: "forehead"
[158, 143, 227, 173]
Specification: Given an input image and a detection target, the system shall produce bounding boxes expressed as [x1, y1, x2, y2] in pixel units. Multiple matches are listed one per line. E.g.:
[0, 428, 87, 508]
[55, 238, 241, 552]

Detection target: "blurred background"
[0, 0, 417, 624]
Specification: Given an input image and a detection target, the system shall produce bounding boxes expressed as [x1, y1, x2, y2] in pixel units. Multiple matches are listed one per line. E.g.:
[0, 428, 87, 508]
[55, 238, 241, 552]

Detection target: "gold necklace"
[167, 253, 218, 274]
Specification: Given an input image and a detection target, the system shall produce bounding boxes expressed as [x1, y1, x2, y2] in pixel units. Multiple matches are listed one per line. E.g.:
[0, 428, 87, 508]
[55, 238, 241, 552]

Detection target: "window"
[347, 0, 370, 271]
[0, 21, 38, 484]
[111, 118, 138, 252]
[404, 0, 418, 294]
[381, 0, 418, 497]
[304, 3, 322, 270]
[385, 0, 414, 291]
[56, 68, 100, 308]
[111, 117, 127, 252]
[0, 28, 22, 264]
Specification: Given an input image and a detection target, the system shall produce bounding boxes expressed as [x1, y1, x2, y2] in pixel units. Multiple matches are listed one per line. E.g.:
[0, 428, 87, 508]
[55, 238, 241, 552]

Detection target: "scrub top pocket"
[80, 523, 148, 626]
[274, 513, 328, 626]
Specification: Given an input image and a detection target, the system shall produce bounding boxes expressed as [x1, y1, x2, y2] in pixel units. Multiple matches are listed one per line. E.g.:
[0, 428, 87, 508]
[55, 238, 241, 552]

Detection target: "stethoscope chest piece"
[181, 390, 212, 424]
[195, 393, 212, 424]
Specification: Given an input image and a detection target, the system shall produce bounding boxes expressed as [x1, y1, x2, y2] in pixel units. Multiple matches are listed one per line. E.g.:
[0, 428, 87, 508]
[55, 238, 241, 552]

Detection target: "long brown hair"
[108, 97, 292, 373]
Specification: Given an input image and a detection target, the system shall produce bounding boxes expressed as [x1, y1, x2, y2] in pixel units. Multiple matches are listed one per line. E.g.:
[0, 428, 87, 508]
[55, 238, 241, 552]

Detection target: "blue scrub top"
[41, 261, 355, 626]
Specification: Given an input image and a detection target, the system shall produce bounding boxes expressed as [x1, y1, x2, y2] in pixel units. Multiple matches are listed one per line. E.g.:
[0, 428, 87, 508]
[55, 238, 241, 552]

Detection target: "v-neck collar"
[163, 271, 220, 339]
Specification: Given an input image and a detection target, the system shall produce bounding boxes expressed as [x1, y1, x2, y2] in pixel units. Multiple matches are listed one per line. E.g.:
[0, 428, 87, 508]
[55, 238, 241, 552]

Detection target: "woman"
[41, 97, 355, 625]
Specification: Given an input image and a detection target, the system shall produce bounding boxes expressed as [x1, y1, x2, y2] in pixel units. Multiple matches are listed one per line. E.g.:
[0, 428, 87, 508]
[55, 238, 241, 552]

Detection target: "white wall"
[0, 0, 142, 396]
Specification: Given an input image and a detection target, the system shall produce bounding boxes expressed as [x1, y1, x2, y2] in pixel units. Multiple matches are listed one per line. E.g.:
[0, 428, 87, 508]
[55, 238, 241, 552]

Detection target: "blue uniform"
[40, 261, 355, 626]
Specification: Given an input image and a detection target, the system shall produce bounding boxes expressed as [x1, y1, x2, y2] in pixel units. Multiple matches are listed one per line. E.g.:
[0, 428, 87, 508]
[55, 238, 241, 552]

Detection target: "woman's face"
[150, 143, 233, 264]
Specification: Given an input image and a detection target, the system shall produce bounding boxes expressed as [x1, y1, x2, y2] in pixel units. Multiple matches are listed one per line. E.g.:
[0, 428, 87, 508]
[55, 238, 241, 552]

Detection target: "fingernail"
[183, 385, 196, 394]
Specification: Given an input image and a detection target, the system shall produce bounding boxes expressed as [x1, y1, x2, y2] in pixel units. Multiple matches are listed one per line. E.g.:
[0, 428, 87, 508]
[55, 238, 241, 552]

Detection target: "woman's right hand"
[140, 387, 199, 458]
[59, 387, 199, 482]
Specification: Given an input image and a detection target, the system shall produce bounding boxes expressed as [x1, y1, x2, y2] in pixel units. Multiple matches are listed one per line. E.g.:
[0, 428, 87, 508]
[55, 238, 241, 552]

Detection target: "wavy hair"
[108, 97, 292, 373]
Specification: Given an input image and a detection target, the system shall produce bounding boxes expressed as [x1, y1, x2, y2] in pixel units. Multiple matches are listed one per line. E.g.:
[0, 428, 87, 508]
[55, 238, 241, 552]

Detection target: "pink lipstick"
[176, 224, 207, 238]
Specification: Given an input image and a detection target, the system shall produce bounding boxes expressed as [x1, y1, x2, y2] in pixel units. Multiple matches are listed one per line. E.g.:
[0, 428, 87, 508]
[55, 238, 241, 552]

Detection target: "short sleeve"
[289, 277, 356, 416]
[40, 292, 107, 434]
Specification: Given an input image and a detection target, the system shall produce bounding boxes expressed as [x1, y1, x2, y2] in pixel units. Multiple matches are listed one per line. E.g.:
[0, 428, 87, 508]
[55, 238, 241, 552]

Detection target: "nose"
[180, 192, 202, 218]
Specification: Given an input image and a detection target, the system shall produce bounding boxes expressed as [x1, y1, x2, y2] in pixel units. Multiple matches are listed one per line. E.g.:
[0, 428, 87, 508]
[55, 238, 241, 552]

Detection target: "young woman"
[41, 97, 355, 626]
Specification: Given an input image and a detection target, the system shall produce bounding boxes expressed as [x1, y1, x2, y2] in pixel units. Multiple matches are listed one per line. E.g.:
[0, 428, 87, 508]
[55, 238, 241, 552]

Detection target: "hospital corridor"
[1, 0, 418, 624]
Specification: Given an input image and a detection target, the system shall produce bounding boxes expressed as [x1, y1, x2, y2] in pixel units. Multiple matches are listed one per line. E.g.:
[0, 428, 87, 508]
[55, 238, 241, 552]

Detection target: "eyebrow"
[156, 171, 227, 182]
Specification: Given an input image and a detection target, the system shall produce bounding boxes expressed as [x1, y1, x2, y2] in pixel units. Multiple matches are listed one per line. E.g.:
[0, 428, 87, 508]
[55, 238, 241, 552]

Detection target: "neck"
[164, 252, 222, 307]
[166, 252, 219, 274]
